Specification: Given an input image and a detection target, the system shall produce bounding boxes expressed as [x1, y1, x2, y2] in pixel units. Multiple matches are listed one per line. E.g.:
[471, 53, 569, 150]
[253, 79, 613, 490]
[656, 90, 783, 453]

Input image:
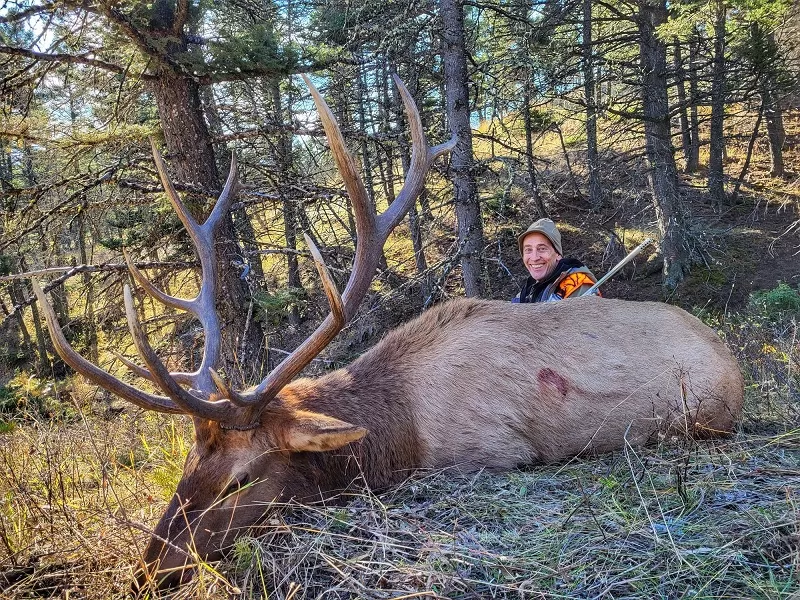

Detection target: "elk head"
[32, 74, 455, 590]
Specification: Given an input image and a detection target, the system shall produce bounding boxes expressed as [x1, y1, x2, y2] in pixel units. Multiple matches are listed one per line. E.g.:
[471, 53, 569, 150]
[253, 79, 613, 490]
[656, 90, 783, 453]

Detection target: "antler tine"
[121, 249, 202, 385]
[123, 284, 234, 422]
[123, 249, 193, 313]
[31, 280, 184, 414]
[112, 352, 195, 387]
[304, 233, 345, 325]
[234, 234, 345, 404]
[113, 351, 155, 382]
[177, 156, 241, 387]
[203, 153, 240, 234]
[145, 142, 237, 397]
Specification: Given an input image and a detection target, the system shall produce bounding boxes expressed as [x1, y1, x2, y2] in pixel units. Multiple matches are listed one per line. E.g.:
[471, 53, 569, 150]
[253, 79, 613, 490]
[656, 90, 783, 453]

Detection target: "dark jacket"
[512, 258, 599, 303]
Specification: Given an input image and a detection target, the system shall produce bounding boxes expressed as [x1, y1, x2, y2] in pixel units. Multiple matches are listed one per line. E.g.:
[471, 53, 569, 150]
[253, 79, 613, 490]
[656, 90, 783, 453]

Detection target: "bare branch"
[0, 261, 198, 283]
[0, 45, 141, 78]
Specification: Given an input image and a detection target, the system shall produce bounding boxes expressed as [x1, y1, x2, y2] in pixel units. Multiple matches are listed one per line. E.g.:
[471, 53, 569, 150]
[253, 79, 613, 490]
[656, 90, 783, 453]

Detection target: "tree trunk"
[731, 102, 763, 204]
[331, 71, 358, 242]
[17, 152, 57, 373]
[673, 40, 693, 172]
[440, 0, 485, 297]
[356, 61, 388, 272]
[38, 225, 69, 329]
[77, 210, 99, 365]
[11, 272, 51, 374]
[747, 24, 785, 177]
[391, 63, 432, 302]
[142, 0, 267, 383]
[523, 79, 547, 218]
[761, 83, 785, 177]
[639, 0, 690, 289]
[583, 0, 602, 209]
[708, 0, 727, 206]
[687, 34, 701, 172]
[356, 62, 378, 214]
[270, 79, 302, 326]
[377, 59, 397, 207]
[759, 39, 786, 179]
[29, 296, 52, 374]
[555, 124, 583, 201]
[0, 139, 12, 195]
[66, 78, 99, 366]
[0, 143, 32, 365]
[7, 278, 37, 369]
[400, 146, 432, 303]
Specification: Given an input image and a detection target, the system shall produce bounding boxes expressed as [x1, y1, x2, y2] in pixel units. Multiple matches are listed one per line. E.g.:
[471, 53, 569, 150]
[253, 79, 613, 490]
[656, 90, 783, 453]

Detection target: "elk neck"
[273, 360, 426, 495]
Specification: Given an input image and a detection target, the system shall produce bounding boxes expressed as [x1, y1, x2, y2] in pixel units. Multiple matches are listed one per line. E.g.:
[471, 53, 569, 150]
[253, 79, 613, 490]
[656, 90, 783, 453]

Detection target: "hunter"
[513, 218, 599, 303]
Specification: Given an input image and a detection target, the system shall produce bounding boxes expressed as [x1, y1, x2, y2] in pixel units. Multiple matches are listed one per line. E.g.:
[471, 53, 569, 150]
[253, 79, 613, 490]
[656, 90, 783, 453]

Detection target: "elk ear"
[280, 410, 368, 452]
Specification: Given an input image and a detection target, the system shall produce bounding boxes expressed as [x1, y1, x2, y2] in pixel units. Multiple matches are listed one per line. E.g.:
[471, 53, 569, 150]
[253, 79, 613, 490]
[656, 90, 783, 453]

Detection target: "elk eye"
[223, 473, 250, 497]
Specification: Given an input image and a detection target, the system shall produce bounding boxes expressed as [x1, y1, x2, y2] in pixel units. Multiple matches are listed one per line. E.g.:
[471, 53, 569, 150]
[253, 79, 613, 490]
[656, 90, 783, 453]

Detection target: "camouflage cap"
[517, 218, 563, 256]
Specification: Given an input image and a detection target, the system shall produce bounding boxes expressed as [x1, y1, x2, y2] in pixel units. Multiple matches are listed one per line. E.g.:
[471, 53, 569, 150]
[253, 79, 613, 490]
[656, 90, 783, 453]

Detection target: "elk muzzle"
[133, 494, 225, 590]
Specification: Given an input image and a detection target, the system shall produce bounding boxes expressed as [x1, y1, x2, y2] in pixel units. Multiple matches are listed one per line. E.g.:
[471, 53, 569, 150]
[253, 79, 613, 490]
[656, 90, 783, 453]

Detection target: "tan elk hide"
[31, 75, 744, 590]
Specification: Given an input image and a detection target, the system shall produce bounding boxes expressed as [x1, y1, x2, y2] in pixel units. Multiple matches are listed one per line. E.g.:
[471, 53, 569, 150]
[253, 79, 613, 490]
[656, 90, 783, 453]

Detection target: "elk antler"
[33, 143, 255, 427]
[31, 279, 183, 414]
[234, 74, 456, 406]
[32, 75, 455, 428]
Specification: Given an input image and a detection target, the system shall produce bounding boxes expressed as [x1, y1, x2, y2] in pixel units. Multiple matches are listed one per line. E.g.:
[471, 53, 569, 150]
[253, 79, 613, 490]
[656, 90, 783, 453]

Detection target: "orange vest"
[558, 272, 598, 298]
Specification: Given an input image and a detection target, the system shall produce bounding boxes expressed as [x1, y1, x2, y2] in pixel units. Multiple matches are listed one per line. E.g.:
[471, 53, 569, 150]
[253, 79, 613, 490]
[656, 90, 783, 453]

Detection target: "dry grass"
[0, 391, 798, 598]
[228, 432, 800, 599]
[0, 408, 190, 599]
[1, 285, 799, 599]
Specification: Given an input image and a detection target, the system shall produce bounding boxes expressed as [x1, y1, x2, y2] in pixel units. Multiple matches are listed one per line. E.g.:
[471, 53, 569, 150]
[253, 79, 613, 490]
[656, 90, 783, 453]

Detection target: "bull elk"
[31, 76, 744, 591]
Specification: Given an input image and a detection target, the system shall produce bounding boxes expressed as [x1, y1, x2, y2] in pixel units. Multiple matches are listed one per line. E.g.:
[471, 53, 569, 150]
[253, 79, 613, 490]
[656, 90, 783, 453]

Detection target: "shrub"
[0, 372, 76, 424]
[747, 282, 800, 321]
[709, 284, 800, 428]
[253, 287, 307, 326]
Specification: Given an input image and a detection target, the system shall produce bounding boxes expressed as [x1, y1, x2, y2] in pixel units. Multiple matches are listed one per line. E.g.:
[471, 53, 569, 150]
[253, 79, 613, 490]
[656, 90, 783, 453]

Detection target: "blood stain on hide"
[537, 368, 569, 397]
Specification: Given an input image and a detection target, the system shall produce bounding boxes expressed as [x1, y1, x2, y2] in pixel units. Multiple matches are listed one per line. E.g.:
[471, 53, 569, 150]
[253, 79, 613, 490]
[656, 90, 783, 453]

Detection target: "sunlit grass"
[0, 406, 194, 596]
[225, 430, 800, 598]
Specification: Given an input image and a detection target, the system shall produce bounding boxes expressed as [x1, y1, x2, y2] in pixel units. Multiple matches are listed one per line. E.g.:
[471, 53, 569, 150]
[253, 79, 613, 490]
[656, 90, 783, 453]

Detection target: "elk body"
[31, 76, 744, 590]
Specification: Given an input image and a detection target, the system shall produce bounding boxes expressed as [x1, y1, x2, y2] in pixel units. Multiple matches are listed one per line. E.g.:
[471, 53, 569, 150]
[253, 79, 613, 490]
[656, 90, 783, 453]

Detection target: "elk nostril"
[180, 566, 196, 585]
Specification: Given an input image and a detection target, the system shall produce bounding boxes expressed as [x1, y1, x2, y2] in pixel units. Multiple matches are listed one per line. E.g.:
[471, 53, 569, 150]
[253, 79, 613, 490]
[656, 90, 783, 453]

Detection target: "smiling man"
[512, 218, 599, 303]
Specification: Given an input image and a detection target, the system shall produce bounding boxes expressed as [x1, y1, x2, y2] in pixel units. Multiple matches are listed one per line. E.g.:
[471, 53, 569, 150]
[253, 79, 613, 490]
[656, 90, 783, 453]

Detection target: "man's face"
[522, 232, 562, 281]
